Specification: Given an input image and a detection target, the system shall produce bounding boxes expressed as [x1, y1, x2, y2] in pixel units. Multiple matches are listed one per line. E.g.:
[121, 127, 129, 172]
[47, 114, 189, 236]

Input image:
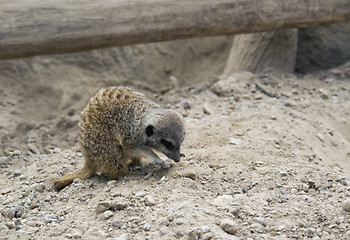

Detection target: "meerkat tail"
[53, 165, 94, 191]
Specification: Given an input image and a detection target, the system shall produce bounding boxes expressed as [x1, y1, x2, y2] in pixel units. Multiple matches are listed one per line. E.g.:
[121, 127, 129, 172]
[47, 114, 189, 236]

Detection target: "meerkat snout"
[144, 109, 185, 162]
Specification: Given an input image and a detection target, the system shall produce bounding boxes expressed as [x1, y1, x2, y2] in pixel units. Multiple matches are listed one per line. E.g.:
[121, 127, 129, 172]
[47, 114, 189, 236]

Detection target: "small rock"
[30, 183, 45, 193]
[134, 191, 147, 197]
[342, 199, 350, 212]
[10, 150, 21, 156]
[157, 176, 167, 184]
[144, 195, 156, 206]
[8, 206, 24, 219]
[211, 72, 254, 97]
[107, 180, 117, 186]
[319, 88, 329, 100]
[115, 233, 128, 240]
[0, 157, 10, 167]
[1, 188, 11, 195]
[27, 221, 38, 227]
[110, 198, 127, 210]
[159, 227, 167, 235]
[14, 219, 22, 230]
[229, 138, 243, 146]
[280, 171, 288, 177]
[187, 228, 202, 240]
[111, 219, 124, 229]
[65, 234, 73, 239]
[250, 223, 262, 229]
[10, 170, 22, 178]
[144, 222, 151, 231]
[220, 218, 237, 235]
[175, 219, 184, 225]
[96, 202, 110, 214]
[121, 224, 128, 230]
[203, 103, 213, 115]
[202, 232, 214, 240]
[212, 195, 234, 209]
[102, 210, 114, 220]
[72, 230, 82, 239]
[5, 222, 15, 229]
[27, 143, 39, 154]
[201, 225, 211, 233]
[173, 170, 197, 180]
[316, 133, 324, 142]
[253, 217, 267, 227]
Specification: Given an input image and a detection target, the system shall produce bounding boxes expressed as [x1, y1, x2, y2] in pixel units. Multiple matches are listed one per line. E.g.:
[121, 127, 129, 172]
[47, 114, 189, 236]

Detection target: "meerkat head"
[144, 109, 185, 162]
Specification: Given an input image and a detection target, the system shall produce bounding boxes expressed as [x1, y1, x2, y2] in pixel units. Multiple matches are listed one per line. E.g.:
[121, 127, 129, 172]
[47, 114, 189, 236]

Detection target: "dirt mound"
[1, 34, 350, 239]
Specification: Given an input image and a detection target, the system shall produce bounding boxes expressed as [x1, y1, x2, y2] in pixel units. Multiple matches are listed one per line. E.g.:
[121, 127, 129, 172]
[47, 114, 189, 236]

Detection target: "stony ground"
[1, 65, 350, 239]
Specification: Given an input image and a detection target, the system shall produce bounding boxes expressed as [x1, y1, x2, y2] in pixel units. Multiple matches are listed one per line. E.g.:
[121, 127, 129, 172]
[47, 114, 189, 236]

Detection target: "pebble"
[203, 103, 213, 115]
[173, 170, 197, 180]
[0, 157, 9, 167]
[253, 217, 267, 227]
[5, 222, 15, 229]
[111, 219, 124, 229]
[316, 133, 324, 142]
[212, 195, 234, 209]
[229, 138, 243, 146]
[102, 210, 114, 220]
[280, 171, 288, 177]
[144, 195, 156, 206]
[175, 219, 184, 225]
[8, 206, 24, 219]
[158, 176, 167, 184]
[1, 188, 11, 195]
[144, 222, 151, 231]
[96, 202, 110, 214]
[65, 234, 73, 239]
[27, 143, 39, 154]
[201, 225, 211, 233]
[202, 232, 214, 240]
[14, 219, 22, 230]
[159, 227, 167, 235]
[110, 197, 127, 210]
[30, 183, 45, 193]
[107, 180, 118, 186]
[115, 233, 128, 240]
[342, 198, 350, 212]
[220, 218, 237, 235]
[72, 230, 82, 239]
[187, 228, 202, 240]
[27, 221, 38, 227]
[135, 191, 147, 197]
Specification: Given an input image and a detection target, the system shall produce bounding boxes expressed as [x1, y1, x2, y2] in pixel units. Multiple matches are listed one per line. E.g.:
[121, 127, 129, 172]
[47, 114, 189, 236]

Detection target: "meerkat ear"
[146, 125, 154, 137]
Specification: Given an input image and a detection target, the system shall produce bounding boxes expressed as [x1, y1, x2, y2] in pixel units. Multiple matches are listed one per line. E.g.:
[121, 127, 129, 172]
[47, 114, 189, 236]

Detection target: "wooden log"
[1, 0, 350, 59]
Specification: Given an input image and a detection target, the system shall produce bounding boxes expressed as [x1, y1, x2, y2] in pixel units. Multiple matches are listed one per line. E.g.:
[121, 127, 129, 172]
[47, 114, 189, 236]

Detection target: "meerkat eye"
[161, 139, 174, 150]
[146, 125, 154, 137]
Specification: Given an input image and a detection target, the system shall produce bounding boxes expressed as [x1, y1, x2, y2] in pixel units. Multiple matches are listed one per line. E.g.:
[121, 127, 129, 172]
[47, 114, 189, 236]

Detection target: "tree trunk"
[0, 0, 349, 59]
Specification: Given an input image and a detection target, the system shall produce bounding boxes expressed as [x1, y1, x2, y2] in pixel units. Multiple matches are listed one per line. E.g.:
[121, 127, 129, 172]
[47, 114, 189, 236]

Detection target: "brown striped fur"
[54, 86, 184, 191]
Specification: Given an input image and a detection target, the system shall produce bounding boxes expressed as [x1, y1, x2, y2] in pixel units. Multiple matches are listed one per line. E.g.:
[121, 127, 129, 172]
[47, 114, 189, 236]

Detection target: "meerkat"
[54, 86, 185, 191]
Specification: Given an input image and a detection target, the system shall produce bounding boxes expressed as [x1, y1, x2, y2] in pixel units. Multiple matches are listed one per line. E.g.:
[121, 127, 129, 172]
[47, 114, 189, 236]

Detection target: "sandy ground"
[1, 51, 350, 239]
